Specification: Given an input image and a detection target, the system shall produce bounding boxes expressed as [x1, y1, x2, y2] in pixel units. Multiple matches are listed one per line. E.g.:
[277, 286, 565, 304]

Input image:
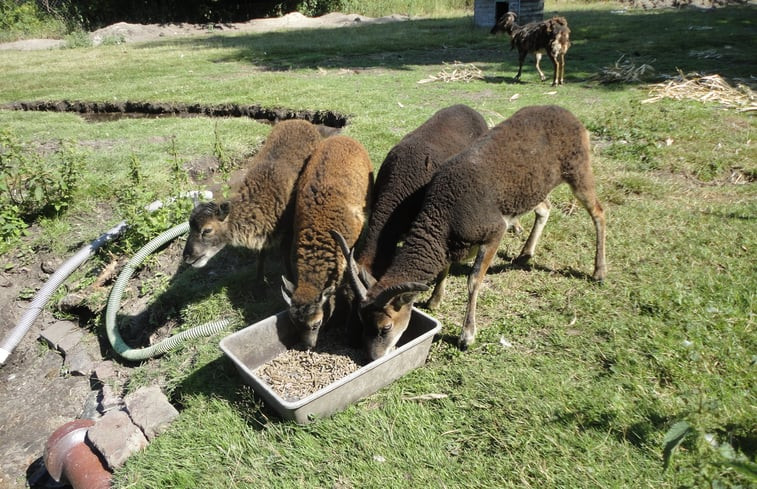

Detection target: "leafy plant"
[0, 0, 68, 42]
[664, 420, 757, 486]
[212, 122, 232, 176]
[0, 130, 83, 249]
[64, 29, 92, 48]
[114, 153, 193, 255]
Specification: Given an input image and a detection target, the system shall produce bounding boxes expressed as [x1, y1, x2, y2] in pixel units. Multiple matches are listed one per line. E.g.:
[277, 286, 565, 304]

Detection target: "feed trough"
[220, 308, 441, 424]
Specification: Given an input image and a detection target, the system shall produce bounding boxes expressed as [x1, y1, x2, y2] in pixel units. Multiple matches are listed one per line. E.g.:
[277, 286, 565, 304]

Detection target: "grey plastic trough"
[220, 308, 441, 424]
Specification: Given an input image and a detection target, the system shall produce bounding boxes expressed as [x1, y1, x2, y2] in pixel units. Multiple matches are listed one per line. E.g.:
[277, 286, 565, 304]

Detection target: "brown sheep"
[281, 135, 373, 348]
[354, 104, 490, 309]
[491, 12, 571, 86]
[338, 105, 606, 360]
[182, 119, 322, 280]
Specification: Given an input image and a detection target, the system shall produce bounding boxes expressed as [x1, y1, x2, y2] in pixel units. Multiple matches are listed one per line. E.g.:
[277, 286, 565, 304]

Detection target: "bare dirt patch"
[0, 12, 409, 51]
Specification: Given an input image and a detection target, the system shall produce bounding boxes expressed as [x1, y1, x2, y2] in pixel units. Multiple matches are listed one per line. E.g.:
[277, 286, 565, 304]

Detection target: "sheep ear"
[281, 275, 294, 306]
[373, 283, 429, 311]
[318, 285, 336, 305]
[217, 201, 231, 221]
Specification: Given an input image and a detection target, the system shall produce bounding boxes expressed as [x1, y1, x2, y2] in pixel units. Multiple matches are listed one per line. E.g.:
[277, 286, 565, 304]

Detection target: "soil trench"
[1, 100, 350, 128]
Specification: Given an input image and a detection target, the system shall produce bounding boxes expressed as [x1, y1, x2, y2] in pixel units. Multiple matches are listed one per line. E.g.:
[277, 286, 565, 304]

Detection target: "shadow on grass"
[442, 252, 597, 281]
[138, 6, 757, 83]
[176, 355, 283, 429]
[552, 406, 671, 449]
[105, 240, 286, 367]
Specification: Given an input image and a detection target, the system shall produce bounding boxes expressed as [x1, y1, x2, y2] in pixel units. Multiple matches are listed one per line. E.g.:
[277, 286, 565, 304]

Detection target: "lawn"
[0, 1, 755, 488]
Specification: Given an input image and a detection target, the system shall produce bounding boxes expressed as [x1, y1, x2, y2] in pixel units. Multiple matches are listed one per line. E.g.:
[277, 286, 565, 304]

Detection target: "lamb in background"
[490, 12, 571, 86]
[282, 135, 373, 349]
[338, 105, 606, 360]
[182, 119, 322, 281]
[355, 104, 489, 309]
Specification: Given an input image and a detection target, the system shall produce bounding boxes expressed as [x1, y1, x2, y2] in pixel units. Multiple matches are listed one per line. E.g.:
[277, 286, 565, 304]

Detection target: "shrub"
[0, 130, 84, 250]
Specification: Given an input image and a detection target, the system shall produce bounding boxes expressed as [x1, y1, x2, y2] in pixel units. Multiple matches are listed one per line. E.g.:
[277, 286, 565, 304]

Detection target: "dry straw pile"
[418, 61, 484, 84]
[642, 70, 756, 113]
[593, 55, 656, 83]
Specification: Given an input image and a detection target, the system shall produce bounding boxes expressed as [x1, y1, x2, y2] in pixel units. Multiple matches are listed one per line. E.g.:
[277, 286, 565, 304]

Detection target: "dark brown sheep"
[340, 105, 606, 360]
[491, 12, 571, 86]
[182, 119, 322, 279]
[282, 135, 373, 348]
[355, 104, 489, 308]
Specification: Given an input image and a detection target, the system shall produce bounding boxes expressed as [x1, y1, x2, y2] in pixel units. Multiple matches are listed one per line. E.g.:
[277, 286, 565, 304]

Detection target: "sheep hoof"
[513, 254, 532, 266]
[423, 297, 441, 311]
[457, 334, 474, 351]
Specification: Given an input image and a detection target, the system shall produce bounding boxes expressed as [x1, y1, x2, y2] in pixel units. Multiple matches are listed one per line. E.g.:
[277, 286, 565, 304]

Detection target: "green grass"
[0, 1, 755, 487]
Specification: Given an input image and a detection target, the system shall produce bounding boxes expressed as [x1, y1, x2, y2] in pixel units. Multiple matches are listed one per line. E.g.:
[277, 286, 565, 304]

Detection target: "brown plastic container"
[220, 308, 441, 424]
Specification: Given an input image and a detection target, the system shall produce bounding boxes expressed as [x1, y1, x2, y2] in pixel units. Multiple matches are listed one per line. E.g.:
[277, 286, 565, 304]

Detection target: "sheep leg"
[425, 264, 450, 311]
[534, 52, 547, 81]
[548, 52, 559, 86]
[459, 232, 504, 350]
[558, 53, 566, 85]
[515, 50, 527, 80]
[255, 248, 266, 282]
[571, 186, 607, 282]
[515, 200, 551, 265]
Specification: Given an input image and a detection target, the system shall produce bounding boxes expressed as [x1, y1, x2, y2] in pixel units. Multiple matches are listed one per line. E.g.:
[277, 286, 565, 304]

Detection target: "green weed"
[0, 130, 84, 251]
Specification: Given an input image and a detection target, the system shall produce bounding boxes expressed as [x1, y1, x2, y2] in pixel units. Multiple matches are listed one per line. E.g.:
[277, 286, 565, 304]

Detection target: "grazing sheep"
[355, 104, 489, 309]
[281, 135, 373, 348]
[182, 119, 322, 280]
[490, 12, 571, 86]
[339, 105, 606, 360]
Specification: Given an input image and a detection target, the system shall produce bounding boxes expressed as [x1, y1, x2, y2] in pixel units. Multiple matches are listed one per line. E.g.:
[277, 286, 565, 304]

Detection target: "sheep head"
[491, 11, 517, 35]
[332, 230, 429, 360]
[281, 276, 336, 349]
[183, 201, 231, 268]
[359, 283, 429, 360]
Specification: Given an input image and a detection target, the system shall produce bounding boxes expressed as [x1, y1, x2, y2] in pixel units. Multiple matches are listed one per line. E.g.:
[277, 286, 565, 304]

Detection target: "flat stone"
[98, 384, 123, 414]
[86, 409, 148, 470]
[92, 361, 118, 383]
[64, 345, 94, 376]
[124, 386, 179, 441]
[39, 321, 80, 352]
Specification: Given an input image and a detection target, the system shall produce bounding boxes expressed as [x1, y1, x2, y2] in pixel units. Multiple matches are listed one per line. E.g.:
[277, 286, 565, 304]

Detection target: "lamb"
[355, 104, 489, 309]
[182, 119, 322, 280]
[338, 105, 606, 360]
[490, 12, 571, 86]
[281, 135, 373, 348]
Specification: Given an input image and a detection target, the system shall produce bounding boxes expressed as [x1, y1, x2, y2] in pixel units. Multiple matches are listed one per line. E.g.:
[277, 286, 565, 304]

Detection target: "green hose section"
[105, 221, 233, 361]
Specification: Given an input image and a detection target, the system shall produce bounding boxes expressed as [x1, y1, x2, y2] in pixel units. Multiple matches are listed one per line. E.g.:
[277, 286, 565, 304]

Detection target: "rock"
[92, 360, 118, 384]
[124, 386, 179, 441]
[98, 384, 123, 414]
[64, 346, 94, 376]
[39, 321, 82, 354]
[86, 410, 148, 470]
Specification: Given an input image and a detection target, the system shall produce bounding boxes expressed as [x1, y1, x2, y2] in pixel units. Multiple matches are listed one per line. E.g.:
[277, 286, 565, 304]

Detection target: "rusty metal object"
[43, 419, 112, 489]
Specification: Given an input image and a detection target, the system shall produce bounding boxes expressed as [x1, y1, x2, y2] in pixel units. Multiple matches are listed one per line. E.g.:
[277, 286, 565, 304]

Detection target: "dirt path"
[0, 12, 409, 51]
